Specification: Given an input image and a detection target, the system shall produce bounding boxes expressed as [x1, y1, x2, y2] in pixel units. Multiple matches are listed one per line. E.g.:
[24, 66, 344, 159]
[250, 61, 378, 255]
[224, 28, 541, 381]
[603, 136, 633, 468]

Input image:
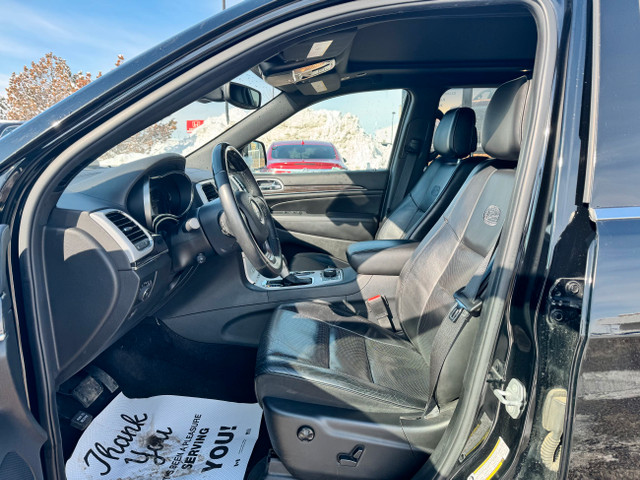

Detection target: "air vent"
[202, 182, 217, 201]
[104, 211, 151, 251]
[90, 209, 154, 263]
[196, 180, 218, 203]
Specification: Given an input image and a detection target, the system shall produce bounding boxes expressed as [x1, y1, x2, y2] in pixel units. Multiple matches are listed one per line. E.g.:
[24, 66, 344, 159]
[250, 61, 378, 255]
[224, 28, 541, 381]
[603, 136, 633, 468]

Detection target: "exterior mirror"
[241, 141, 266, 169]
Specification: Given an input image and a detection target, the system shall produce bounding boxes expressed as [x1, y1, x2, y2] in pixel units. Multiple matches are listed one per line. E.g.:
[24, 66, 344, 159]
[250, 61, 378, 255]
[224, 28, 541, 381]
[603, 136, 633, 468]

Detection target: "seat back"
[396, 76, 530, 405]
[376, 107, 479, 240]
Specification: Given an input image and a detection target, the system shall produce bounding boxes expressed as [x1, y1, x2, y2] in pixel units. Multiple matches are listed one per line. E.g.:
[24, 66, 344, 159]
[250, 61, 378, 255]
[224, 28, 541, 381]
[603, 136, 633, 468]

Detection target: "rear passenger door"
[250, 90, 406, 260]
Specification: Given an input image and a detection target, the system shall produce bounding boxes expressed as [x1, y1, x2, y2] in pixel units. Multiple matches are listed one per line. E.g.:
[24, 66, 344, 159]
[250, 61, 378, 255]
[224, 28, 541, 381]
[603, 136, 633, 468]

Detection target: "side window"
[438, 87, 497, 154]
[254, 90, 405, 174]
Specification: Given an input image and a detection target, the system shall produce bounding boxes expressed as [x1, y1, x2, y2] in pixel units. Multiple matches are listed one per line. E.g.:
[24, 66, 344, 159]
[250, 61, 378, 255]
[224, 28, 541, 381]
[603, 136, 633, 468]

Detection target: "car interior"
[29, 3, 544, 479]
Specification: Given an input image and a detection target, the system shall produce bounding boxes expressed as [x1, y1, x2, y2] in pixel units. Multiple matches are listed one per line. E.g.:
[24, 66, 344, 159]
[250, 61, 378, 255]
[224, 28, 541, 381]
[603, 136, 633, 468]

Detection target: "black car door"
[0, 225, 47, 478]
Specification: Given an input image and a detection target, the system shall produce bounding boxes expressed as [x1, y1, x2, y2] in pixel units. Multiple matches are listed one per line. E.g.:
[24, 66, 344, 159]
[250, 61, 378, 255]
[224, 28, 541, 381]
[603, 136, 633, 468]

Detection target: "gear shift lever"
[278, 260, 311, 286]
[282, 273, 313, 286]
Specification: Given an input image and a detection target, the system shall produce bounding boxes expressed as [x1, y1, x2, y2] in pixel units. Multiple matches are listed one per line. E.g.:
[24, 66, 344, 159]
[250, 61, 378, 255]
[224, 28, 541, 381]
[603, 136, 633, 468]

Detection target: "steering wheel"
[212, 143, 285, 278]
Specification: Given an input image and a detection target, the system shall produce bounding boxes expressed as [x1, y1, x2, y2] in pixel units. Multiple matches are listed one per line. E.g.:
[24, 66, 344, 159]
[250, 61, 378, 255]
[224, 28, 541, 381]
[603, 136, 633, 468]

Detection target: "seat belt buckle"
[449, 288, 483, 322]
[366, 295, 396, 332]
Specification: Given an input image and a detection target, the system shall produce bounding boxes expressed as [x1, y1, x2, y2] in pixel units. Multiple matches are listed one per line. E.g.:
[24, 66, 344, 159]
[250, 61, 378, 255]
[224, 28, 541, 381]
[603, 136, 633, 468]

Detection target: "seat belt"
[387, 137, 422, 215]
[424, 236, 500, 414]
[366, 295, 397, 332]
[383, 116, 431, 221]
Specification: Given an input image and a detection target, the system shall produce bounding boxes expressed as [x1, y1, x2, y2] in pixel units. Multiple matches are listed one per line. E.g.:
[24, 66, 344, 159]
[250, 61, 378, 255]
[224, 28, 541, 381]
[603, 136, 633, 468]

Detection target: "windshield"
[92, 71, 278, 168]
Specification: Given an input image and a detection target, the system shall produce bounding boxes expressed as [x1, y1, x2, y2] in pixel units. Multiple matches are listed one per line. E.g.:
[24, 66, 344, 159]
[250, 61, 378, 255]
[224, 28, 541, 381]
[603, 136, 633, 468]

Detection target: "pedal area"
[59, 368, 263, 480]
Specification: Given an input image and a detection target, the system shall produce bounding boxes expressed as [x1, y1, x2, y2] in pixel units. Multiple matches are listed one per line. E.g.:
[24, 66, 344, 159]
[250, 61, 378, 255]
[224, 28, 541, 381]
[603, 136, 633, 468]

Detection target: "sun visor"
[258, 29, 356, 80]
[295, 73, 341, 95]
[264, 59, 336, 88]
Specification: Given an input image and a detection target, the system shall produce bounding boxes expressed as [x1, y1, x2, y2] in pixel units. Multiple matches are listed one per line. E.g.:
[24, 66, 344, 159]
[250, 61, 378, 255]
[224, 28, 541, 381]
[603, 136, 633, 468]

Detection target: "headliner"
[257, 5, 537, 95]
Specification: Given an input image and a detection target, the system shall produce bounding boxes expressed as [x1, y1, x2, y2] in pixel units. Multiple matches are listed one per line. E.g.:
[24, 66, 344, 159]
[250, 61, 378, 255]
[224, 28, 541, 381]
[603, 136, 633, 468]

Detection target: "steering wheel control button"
[297, 426, 315, 442]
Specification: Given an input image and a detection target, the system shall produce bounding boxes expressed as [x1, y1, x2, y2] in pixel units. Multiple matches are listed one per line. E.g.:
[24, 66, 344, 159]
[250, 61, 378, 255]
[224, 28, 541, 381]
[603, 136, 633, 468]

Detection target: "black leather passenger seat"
[255, 76, 530, 480]
[289, 106, 482, 271]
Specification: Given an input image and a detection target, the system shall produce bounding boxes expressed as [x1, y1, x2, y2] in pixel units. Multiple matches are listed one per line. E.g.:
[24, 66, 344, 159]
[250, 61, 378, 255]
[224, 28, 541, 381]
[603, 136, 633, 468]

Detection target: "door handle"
[257, 179, 284, 192]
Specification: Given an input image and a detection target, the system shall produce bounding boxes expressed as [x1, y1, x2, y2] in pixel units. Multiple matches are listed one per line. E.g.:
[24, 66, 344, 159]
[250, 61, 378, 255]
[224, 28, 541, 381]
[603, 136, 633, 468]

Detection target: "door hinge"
[548, 278, 584, 324]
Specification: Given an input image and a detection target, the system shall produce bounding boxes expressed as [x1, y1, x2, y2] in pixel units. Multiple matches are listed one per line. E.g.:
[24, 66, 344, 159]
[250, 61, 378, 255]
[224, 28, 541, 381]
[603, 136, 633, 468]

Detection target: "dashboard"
[49, 153, 217, 381]
[129, 169, 194, 232]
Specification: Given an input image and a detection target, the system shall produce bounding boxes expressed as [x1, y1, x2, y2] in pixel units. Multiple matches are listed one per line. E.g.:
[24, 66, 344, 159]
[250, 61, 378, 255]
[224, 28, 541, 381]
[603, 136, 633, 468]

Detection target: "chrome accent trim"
[132, 245, 169, 270]
[582, 0, 600, 205]
[196, 180, 217, 204]
[143, 177, 152, 228]
[242, 254, 343, 290]
[257, 178, 284, 192]
[589, 207, 640, 222]
[90, 209, 154, 263]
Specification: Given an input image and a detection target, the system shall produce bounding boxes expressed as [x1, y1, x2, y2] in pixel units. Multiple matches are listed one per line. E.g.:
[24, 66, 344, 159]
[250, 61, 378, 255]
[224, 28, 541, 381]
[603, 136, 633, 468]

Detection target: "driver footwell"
[57, 318, 271, 479]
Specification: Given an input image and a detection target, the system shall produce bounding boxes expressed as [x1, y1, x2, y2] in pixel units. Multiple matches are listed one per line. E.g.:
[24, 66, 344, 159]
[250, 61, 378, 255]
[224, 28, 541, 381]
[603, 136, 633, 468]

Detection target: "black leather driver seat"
[288, 107, 481, 271]
[256, 77, 530, 480]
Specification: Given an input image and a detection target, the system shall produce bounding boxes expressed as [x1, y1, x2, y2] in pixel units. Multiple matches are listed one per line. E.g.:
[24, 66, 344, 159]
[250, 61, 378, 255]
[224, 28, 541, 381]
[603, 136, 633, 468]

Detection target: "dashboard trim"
[90, 209, 155, 264]
[143, 178, 153, 228]
[142, 170, 195, 231]
[196, 179, 217, 204]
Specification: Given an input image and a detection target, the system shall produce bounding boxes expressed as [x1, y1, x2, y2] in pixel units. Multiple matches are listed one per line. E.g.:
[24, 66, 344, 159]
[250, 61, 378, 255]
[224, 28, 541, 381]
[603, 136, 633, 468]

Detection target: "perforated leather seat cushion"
[256, 300, 430, 414]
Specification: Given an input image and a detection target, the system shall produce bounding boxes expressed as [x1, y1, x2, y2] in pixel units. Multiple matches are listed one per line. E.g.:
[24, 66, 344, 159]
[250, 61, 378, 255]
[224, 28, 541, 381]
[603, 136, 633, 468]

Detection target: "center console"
[243, 256, 345, 290]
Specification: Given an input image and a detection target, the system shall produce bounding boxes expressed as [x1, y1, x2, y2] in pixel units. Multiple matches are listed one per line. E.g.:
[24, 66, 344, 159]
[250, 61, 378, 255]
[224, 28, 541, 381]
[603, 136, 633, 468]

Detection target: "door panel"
[0, 225, 47, 479]
[255, 170, 388, 260]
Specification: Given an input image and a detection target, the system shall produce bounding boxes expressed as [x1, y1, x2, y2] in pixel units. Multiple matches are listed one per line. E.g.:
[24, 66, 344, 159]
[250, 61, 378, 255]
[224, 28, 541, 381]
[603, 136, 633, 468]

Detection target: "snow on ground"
[258, 109, 391, 170]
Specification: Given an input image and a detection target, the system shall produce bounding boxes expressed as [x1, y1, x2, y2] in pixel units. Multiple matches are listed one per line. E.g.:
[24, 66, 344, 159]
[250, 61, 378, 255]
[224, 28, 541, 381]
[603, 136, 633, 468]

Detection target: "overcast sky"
[0, 0, 243, 93]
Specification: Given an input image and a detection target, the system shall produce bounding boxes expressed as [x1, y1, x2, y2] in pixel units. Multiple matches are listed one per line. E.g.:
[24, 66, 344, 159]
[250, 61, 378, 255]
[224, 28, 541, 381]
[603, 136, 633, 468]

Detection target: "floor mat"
[66, 393, 263, 480]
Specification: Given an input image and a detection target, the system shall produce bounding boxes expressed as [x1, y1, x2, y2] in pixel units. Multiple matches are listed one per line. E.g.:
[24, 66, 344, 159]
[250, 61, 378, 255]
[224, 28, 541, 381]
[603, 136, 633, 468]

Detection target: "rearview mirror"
[199, 82, 262, 110]
[224, 82, 261, 109]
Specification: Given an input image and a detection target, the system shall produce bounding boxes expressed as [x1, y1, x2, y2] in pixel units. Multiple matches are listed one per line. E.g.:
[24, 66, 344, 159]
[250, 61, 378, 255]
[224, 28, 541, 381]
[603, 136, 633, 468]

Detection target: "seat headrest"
[482, 76, 530, 161]
[433, 107, 477, 159]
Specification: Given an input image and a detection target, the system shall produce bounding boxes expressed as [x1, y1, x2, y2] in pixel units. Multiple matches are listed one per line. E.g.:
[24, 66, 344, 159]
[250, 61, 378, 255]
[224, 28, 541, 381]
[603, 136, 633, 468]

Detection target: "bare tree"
[4, 52, 102, 120]
[3, 52, 176, 156]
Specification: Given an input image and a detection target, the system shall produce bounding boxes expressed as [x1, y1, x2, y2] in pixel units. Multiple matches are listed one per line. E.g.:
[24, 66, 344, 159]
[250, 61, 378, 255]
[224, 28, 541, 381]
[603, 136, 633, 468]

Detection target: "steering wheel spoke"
[211, 143, 284, 278]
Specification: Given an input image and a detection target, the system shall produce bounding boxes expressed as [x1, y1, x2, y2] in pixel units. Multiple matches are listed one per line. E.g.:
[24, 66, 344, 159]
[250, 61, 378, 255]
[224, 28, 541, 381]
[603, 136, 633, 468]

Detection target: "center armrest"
[346, 239, 420, 276]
